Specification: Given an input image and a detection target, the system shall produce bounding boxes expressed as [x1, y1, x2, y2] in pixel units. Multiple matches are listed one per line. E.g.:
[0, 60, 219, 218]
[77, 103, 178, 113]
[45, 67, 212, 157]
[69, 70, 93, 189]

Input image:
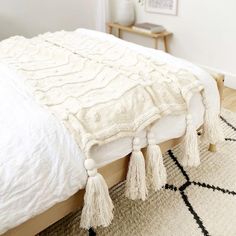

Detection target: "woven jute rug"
[40, 109, 236, 236]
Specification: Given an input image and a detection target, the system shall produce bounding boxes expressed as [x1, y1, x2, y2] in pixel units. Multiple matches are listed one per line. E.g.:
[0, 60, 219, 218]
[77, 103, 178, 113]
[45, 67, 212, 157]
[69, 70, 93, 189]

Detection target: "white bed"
[0, 29, 220, 234]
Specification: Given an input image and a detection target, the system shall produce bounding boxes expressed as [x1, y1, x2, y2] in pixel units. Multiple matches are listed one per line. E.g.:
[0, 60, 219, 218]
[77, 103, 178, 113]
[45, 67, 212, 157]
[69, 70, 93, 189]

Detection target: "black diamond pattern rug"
[40, 109, 236, 236]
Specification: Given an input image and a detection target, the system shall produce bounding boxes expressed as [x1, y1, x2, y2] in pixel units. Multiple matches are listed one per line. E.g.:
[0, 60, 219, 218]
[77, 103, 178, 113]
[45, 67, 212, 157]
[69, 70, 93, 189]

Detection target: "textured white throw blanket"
[0, 29, 224, 229]
[0, 31, 202, 155]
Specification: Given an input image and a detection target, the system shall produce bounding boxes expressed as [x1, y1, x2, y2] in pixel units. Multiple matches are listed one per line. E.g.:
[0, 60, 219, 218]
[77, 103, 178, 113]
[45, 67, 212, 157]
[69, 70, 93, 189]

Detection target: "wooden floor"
[223, 87, 236, 112]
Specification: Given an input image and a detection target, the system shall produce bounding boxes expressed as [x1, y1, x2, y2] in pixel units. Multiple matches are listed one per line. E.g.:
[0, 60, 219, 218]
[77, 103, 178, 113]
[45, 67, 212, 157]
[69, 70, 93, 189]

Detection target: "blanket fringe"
[80, 159, 114, 229]
[146, 132, 167, 191]
[182, 114, 200, 167]
[125, 137, 148, 201]
[201, 91, 224, 144]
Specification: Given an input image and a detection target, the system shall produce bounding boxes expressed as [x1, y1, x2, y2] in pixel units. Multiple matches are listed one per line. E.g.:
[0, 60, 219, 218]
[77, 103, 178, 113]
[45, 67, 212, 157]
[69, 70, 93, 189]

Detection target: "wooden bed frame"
[3, 72, 224, 236]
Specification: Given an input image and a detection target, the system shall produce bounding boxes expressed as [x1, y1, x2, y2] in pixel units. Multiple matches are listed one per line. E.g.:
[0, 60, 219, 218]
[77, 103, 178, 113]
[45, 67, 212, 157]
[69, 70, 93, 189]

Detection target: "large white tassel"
[146, 132, 167, 191]
[80, 159, 114, 229]
[182, 114, 200, 167]
[201, 91, 224, 144]
[125, 137, 148, 201]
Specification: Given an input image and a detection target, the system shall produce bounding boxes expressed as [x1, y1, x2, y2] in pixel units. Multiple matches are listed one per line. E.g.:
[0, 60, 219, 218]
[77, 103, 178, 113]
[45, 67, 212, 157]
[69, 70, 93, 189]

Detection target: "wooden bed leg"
[88, 228, 96, 236]
[208, 144, 217, 152]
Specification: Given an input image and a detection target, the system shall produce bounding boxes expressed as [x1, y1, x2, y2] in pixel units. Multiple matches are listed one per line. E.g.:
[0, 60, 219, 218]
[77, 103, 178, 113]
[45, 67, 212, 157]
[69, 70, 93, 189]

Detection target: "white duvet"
[0, 29, 220, 234]
[0, 64, 87, 234]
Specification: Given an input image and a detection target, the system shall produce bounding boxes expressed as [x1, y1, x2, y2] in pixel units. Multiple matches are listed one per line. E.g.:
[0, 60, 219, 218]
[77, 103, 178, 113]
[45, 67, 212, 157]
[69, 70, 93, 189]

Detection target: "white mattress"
[0, 29, 220, 234]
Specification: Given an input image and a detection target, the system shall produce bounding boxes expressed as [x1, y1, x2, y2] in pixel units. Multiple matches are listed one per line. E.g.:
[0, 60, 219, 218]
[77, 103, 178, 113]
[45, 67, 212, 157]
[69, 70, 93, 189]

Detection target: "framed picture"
[145, 0, 178, 15]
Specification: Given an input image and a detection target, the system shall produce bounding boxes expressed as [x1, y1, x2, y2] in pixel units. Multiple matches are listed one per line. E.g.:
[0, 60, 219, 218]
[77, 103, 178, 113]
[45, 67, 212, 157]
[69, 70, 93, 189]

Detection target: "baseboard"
[199, 65, 236, 89]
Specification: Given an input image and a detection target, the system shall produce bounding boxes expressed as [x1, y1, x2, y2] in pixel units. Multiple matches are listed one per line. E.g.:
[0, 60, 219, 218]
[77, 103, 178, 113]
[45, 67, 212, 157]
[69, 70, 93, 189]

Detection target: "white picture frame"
[145, 0, 178, 15]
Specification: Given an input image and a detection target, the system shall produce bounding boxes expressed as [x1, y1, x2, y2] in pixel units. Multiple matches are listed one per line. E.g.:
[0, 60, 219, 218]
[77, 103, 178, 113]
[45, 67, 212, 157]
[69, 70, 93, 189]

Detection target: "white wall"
[0, 0, 96, 40]
[1, 0, 235, 88]
[112, 0, 236, 89]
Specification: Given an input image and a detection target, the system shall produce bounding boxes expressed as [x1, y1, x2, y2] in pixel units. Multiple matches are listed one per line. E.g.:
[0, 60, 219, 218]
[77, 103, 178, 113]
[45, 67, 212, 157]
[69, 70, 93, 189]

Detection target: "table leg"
[108, 25, 112, 34]
[163, 36, 168, 53]
[154, 38, 158, 49]
[117, 28, 122, 38]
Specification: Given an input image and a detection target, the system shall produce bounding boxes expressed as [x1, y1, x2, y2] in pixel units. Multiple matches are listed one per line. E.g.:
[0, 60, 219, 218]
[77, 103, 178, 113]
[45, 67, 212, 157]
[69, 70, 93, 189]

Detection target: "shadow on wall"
[0, 0, 96, 41]
[0, 15, 32, 40]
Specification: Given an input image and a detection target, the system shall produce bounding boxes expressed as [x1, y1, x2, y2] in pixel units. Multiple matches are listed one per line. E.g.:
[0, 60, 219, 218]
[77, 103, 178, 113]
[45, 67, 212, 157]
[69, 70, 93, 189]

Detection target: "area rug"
[39, 109, 236, 236]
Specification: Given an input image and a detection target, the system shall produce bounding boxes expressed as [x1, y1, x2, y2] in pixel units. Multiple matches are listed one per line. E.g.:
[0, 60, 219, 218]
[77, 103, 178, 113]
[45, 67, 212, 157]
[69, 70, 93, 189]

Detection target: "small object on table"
[132, 22, 165, 34]
[116, 0, 135, 26]
[106, 22, 172, 53]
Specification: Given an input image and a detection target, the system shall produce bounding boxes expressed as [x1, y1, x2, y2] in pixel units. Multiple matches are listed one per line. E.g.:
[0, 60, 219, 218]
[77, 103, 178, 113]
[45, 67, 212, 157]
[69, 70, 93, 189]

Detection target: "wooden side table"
[107, 22, 173, 53]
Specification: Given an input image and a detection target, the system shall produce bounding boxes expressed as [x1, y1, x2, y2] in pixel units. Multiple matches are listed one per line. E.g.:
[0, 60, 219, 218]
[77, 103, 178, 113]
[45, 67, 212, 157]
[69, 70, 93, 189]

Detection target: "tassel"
[146, 133, 167, 191]
[125, 137, 148, 201]
[80, 159, 114, 229]
[182, 114, 200, 167]
[201, 91, 224, 144]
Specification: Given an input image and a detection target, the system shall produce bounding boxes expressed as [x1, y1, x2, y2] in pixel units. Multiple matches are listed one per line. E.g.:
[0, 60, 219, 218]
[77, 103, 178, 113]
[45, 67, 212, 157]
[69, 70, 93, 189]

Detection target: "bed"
[0, 29, 224, 236]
